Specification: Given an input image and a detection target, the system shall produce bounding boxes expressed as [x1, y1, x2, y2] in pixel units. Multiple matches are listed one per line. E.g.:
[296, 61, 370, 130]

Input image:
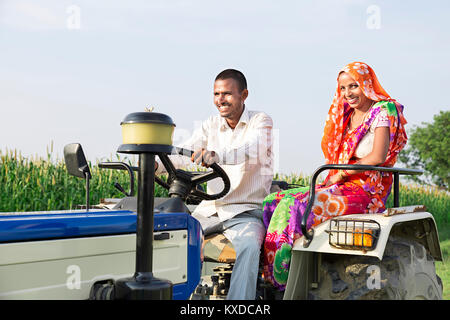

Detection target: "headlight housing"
[326, 218, 380, 251]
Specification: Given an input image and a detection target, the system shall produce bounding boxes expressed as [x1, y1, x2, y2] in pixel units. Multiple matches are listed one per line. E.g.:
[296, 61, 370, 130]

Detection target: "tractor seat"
[203, 233, 236, 263]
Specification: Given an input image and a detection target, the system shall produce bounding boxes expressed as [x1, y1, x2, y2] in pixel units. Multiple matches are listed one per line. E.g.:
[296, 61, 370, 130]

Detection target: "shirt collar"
[220, 105, 249, 130]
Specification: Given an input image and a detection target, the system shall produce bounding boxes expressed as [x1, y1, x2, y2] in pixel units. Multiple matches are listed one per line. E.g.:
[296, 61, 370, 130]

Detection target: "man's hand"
[191, 148, 220, 167]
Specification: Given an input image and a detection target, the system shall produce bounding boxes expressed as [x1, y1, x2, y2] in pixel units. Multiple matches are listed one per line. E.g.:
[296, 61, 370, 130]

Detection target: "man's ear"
[241, 89, 249, 101]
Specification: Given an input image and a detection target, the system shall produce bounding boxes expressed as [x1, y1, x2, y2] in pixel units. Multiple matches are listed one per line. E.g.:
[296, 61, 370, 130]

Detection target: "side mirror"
[64, 143, 91, 179]
[64, 143, 91, 211]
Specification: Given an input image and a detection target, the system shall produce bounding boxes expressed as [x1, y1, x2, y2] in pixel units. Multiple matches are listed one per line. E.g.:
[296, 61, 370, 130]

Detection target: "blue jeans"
[193, 209, 266, 300]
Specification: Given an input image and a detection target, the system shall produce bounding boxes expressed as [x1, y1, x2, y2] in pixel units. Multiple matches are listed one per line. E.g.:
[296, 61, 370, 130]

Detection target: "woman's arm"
[347, 126, 390, 170]
[325, 126, 390, 186]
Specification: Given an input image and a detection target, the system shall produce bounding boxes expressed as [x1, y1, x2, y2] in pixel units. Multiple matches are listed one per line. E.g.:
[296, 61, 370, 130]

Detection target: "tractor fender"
[291, 209, 442, 262]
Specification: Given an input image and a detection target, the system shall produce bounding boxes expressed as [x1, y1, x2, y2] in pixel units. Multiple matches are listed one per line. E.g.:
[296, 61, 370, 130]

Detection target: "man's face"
[213, 78, 248, 127]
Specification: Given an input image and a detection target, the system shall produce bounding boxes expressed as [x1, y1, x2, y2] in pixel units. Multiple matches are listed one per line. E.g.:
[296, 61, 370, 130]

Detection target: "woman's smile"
[338, 72, 372, 111]
[346, 96, 359, 105]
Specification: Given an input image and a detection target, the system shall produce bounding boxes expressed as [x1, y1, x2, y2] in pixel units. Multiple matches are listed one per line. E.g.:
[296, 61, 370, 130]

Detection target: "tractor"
[0, 111, 443, 300]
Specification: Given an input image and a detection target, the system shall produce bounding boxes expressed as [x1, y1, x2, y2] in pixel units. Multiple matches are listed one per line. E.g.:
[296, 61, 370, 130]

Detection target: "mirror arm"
[85, 171, 90, 212]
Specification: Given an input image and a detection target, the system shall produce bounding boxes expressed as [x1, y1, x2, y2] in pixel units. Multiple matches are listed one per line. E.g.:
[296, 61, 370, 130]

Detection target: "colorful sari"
[262, 62, 408, 290]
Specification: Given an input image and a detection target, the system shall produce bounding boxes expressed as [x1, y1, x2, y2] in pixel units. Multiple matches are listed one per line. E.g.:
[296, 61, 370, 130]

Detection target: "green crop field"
[1, 149, 449, 299]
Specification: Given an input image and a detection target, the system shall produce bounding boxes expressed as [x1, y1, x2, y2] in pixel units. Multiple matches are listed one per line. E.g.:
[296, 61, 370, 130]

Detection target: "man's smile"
[218, 104, 231, 111]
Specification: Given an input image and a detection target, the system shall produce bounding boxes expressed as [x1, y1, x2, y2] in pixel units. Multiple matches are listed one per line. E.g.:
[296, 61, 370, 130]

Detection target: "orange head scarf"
[321, 61, 406, 166]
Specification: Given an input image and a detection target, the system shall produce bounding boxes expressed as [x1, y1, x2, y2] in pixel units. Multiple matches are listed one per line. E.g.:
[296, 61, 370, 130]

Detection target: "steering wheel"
[156, 147, 231, 201]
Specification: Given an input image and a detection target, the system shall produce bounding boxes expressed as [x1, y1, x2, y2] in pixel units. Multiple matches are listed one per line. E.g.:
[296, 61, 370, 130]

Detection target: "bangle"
[343, 170, 351, 177]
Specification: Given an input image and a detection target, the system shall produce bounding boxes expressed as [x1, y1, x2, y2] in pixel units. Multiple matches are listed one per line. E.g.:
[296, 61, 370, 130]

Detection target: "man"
[155, 69, 273, 300]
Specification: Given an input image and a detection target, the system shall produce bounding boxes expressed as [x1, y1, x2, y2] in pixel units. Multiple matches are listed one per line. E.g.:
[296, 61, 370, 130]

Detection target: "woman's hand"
[325, 171, 346, 187]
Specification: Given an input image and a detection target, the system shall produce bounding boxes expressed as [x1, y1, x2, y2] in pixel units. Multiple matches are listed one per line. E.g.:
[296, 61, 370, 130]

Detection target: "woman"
[262, 61, 408, 290]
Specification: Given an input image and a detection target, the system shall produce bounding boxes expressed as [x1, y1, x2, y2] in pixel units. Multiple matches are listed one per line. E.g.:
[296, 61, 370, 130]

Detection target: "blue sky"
[1, 0, 449, 175]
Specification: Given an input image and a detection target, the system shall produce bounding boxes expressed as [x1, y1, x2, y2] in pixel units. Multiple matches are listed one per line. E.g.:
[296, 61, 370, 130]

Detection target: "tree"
[399, 110, 449, 189]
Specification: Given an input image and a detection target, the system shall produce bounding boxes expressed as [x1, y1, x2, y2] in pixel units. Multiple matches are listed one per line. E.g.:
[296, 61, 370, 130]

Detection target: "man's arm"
[214, 113, 273, 166]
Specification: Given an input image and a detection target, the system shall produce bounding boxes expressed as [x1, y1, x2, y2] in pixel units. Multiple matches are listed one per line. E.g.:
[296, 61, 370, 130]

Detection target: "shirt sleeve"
[374, 108, 390, 128]
[215, 113, 273, 165]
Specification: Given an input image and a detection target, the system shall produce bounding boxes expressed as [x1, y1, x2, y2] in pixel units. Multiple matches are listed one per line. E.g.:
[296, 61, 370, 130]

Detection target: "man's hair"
[215, 69, 247, 92]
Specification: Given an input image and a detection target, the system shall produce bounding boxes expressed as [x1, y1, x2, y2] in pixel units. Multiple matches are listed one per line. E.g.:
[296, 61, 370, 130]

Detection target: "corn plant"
[0, 148, 448, 233]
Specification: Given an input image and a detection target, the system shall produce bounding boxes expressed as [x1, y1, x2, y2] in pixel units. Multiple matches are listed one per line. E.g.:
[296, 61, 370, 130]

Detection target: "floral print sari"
[262, 62, 408, 290]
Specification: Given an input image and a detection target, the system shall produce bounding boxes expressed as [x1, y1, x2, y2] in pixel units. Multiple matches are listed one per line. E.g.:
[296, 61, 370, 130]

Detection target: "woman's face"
[338, 72, 372, 110]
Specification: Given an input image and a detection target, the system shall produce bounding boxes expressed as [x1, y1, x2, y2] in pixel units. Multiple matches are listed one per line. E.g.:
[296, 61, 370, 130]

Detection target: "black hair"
[215, 69, 247, 92]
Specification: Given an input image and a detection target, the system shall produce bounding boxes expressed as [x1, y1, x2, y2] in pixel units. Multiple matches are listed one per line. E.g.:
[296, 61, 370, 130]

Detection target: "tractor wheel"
[309, 237, 443, 300]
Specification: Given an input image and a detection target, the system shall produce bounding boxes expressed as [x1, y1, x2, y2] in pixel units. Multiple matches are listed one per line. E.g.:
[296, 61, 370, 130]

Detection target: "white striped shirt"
[156, 107, 274, 221]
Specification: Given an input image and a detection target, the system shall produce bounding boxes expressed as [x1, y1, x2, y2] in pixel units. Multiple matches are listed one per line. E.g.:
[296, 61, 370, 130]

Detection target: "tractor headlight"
[326, 218, 380, 251]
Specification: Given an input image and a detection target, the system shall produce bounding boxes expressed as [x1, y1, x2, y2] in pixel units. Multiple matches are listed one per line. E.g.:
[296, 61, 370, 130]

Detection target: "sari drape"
[262, 62, 408, 290]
